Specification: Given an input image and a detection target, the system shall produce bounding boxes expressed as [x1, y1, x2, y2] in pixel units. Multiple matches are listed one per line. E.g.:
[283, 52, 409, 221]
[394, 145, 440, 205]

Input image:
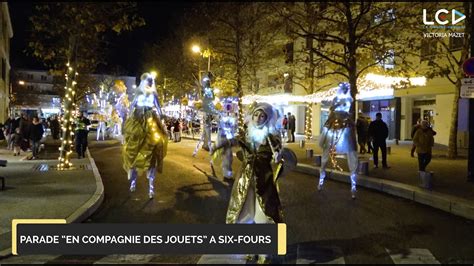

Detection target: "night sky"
[8, 2, 196, 77]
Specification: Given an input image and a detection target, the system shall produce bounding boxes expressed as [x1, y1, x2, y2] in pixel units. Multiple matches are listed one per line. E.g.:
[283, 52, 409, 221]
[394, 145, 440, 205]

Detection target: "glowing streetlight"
[150, 71, 158, 79]
[191, 44, 211, 72]
[18, 80, 25, 85]
[192, 45, 201, 54]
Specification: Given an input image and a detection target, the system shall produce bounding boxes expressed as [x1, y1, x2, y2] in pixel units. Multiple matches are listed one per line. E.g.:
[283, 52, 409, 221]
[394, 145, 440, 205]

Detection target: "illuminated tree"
[28, 2, 144, 168]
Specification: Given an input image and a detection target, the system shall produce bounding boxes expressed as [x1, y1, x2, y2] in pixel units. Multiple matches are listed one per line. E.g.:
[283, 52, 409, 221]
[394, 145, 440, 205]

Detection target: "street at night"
[1, 2, 474, 265]
[1, 136, 473, 264]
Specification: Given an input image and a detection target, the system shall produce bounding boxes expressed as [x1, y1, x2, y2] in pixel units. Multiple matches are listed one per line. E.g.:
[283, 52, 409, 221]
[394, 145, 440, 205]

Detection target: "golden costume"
[122, 73, 168, 199]
[224, 103, 285, 224]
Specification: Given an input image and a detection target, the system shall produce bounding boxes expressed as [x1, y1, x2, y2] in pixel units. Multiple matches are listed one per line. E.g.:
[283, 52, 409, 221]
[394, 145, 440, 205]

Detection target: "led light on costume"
[213, 101, 238, 180]
[318, 82, 358, 199]
[193, 73, 219, 157]
[122, 72, 168, 199]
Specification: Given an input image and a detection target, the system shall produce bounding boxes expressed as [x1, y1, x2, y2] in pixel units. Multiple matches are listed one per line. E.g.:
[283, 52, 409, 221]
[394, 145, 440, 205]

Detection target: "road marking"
[93, 254, 156, 264]
[296, 244, 345, 264]
[386, 248, 440, 264]
[197, 254, 247, 264]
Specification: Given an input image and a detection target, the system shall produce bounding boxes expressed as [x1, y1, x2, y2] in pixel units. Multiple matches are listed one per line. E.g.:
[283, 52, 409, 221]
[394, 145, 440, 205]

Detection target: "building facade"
[10, 69, 62, 118]
[0, 2, 13, 123]
[11, 70, 137, 119]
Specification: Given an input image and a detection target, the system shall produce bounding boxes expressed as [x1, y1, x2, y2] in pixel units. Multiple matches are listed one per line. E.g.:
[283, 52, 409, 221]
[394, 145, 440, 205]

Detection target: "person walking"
[12, 128, 22, 156]
[74, 112, 91, 159]
[368, 112, 390, 169]
[17, 112, 30, 146]
[366, 116, 373, 153]
[410, 119, 422, 157]
[29, 117, 44, 160]
[356, 113, 368, 154]
[50, 115, 61, 140]
[173, 118, 182, 142]
[282, 115, 288, 139]
[4, 114, 17, 150]
[413, 120, 435, 172]
[287, 112, 296, 143]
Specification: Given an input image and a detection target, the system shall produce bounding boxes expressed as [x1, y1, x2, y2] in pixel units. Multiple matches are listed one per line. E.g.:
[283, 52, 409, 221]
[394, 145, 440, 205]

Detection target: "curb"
[65, 148, 105, 223]
[0, 149, 105, 259]
[296, 163, 474, 221]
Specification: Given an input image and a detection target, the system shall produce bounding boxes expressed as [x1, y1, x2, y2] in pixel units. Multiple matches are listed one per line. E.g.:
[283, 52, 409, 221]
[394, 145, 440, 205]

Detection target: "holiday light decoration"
[58, 62, 78, 169]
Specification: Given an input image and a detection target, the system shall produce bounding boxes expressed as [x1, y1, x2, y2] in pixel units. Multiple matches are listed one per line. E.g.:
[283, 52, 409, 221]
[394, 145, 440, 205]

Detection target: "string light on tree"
[58, 62, 78, 170]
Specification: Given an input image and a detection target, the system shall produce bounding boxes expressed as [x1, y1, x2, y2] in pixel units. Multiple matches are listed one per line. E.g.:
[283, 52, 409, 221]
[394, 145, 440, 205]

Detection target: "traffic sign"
[460, 85, 474, 98]
[462, 57, 474, 76]
[461, 78, 474, 85]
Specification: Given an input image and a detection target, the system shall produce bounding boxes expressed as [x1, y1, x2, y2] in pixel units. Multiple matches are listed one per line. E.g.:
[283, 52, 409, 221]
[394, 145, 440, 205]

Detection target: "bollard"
[306, 149, 314, 158]
[387, 146, 391, 154]
[419, 171, 434, 190]
[299, 139, 305, 148]
[314, 155, 322, 166]
[357, 161, 369, 175]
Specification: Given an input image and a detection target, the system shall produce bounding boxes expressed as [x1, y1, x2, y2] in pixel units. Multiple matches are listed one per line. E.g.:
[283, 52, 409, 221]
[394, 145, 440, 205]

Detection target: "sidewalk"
[286, 134, 474, 220]
[0, 136, 104, 258]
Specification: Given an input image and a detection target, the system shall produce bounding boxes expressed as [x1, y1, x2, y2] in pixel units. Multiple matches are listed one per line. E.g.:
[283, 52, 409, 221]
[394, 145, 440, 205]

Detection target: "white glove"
[273, 152, 282, 164]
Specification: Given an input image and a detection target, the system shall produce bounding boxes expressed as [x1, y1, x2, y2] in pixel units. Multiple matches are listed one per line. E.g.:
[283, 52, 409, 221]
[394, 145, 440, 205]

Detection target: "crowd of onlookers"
[355, 112, 436, 172]
[0, 112, 62, 159]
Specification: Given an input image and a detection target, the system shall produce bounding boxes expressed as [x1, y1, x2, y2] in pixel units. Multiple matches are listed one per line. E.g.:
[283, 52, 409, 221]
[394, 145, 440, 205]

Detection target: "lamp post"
[192, 44, 211, 74]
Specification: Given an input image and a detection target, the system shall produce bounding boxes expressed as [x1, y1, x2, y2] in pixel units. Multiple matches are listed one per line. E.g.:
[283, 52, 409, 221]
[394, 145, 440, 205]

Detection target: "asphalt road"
[2, 137, 474, 264]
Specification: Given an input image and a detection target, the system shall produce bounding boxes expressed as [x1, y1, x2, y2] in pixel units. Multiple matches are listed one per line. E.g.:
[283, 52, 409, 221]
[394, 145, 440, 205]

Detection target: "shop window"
[374, 8, 396, 24]
[420, 38, 437, 60]
[316, 64, 326, 77]
[284, 42, 294, 64]
[267, 74, 282, 87]
[449, 37, 463, 51]
[377, 49, 395, 70]
[305, 36, 313, 51]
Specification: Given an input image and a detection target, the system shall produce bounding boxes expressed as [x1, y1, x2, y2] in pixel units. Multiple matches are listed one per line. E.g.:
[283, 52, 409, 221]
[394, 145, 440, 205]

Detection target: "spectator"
[74, 112, 91, 159]
[366, 116, 373, 154]
[368, 112, 390, 169]
[173, 118, 181, 142]
[17, 112, 30, 143]
[356, 113, 368, 154]
[4, 114, 17, 150]
[411, 119, 422, 157]
[12, 127, 22, 156]
[413, 120, 435, 172]
[50, 115, 61, 140]
[29, 117, 44, 160]
[282, 115, 288, 139]
[287, 112, 296, 143]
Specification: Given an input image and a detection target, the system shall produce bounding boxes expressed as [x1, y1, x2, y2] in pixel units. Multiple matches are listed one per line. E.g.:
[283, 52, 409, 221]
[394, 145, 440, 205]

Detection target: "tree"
[28, 2, 144, 167]
[197, 2, 285, 133]
[278, 2, 423, 117]
[404, 2, 469, 158]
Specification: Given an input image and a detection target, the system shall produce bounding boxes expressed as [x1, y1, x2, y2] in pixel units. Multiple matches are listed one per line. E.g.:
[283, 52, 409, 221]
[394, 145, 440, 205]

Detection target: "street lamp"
[191, 44, 211, 72]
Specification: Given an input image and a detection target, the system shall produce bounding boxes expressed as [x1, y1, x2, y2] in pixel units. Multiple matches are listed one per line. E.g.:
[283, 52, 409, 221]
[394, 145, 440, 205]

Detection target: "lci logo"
[423, 9, 466, 25]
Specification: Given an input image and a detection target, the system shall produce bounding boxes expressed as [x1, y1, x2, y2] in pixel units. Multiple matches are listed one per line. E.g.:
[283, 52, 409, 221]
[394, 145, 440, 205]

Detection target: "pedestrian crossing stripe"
[0, 247, 442, 264]
[386, 248, 441, 264]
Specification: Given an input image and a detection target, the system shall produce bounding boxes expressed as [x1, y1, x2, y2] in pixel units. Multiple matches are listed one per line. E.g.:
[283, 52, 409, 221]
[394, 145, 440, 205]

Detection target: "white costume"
[318, 82, 358, 199]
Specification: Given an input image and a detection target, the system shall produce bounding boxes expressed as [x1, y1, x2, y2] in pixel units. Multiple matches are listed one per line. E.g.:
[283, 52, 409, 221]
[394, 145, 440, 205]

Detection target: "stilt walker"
[122, 72, 168, 199]
[193, 73, 219, 157]
[318, 82, 358, 199]
[212, 100, 237, 180]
